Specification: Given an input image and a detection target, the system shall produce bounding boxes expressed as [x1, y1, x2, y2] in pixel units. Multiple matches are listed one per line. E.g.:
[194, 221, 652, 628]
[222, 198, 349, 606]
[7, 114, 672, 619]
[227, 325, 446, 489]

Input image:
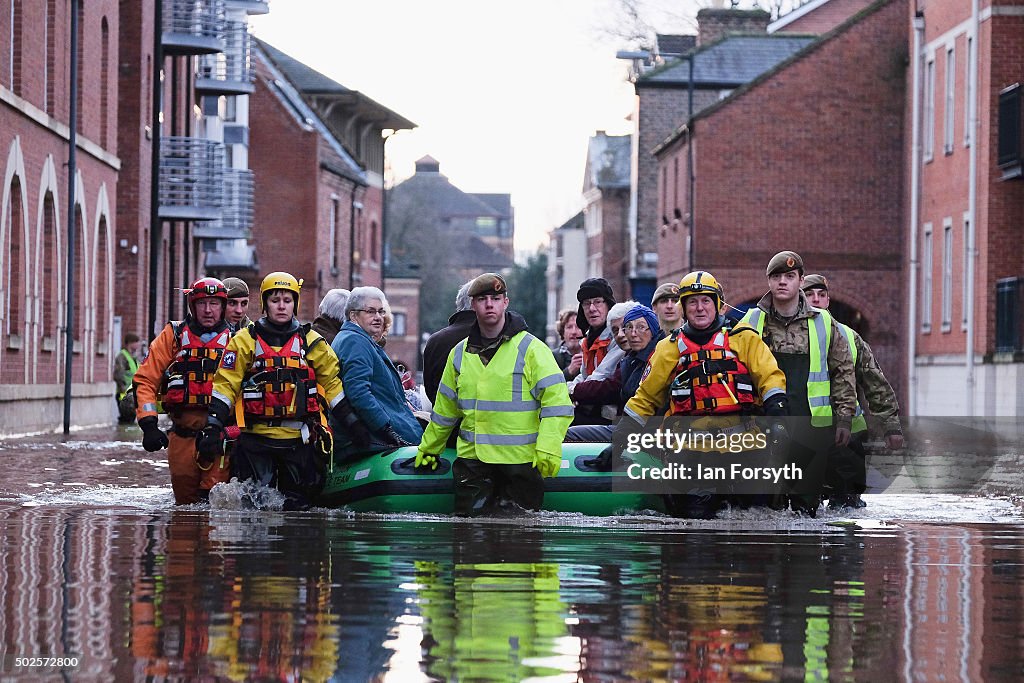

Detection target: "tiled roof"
[392, 172, 502, 218]
[640, 34, 816, 86]
[257, 39, 350, 94]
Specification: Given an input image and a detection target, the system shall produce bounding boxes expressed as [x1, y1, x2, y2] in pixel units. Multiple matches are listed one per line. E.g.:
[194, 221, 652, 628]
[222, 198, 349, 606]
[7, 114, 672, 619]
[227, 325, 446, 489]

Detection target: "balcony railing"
[162, 0, 225, 55]
[225, 0, 270, 15]
[159, 136, 224, 221]
[196, 22, 254, 94]
[193, 168, 254, 239]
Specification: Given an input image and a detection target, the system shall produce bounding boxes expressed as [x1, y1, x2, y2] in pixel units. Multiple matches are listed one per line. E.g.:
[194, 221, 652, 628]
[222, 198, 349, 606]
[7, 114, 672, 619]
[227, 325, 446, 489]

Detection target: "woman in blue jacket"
[330, 286, 424, 453]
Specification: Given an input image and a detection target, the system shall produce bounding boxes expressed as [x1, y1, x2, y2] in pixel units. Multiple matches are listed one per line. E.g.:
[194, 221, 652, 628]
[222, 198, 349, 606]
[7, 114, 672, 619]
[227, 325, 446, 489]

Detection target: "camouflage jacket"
[849, 326, 902, 435]
[753, 291, 857, 429]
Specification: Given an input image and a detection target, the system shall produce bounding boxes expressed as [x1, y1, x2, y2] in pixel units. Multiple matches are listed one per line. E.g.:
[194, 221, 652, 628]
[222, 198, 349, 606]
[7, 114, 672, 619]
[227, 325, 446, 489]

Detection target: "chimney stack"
[696, 8, 771, 46]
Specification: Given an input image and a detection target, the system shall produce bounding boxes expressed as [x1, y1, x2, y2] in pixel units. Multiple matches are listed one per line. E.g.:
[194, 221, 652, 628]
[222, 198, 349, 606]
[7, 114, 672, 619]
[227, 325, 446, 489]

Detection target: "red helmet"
[183, 277, 228, 318]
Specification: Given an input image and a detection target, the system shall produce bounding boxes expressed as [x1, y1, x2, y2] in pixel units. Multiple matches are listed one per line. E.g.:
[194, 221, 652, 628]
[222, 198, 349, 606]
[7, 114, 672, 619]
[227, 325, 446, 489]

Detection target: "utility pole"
[62, 0, 80, 434]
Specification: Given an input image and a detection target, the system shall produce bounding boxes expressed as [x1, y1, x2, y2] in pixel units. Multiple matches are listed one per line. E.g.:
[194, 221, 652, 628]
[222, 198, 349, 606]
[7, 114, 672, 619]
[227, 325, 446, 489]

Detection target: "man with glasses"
[569, 277, 624, 425]
[415, 272, 573, 516]
[330, 286, 423, 454]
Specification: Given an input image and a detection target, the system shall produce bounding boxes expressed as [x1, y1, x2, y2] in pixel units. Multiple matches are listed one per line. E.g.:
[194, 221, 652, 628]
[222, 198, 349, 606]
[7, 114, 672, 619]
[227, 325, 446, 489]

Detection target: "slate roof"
[254, 43, 365, 183]
[257, 40, 351, 94]
[472, 193, 513, 218]
[392, 171, 502, 218]
[586, 134, 631, 190]
[639, 34, 816, 87]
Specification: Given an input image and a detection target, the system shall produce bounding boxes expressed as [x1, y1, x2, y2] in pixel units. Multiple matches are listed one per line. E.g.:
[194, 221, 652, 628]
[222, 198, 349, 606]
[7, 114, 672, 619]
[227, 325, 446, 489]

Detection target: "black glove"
[195, 416, 226, 461]
[583, 444, 614, 472]
[138, 416, 168, 452]
[331, 398, 372, 449]
[763, 393, 790, 417]
[377, 424, 413, 447]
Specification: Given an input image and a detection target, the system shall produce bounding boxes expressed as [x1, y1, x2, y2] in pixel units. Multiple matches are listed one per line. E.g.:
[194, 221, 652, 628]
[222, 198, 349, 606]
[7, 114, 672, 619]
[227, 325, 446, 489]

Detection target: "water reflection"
[0, 505, 1022, 681]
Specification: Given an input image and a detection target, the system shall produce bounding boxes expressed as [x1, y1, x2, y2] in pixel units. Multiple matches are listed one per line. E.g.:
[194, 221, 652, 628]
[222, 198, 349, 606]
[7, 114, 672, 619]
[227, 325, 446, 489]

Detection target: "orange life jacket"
[669, 328, 757, 415]
[160, 324, 231, 408]
[581, 332, 611, 376]
[241, 328, 320, 421]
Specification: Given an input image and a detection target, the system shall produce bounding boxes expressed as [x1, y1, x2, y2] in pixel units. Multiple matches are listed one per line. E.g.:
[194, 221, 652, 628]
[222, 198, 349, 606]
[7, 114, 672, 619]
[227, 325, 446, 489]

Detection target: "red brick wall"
[657, 0, 908, 395]
[600, 188, 631, 300]
[697, 8, 770, 46]
[382, 276, 421, 375]
[1, 0, 120, 387]
[635, 86, 722, 284]
[774, 0, 875, 35]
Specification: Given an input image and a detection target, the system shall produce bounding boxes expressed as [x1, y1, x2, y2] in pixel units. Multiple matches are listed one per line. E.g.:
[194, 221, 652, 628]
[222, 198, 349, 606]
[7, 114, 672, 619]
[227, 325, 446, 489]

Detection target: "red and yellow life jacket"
[160, 325, 231, 409]
[669, 328, 757, 415]
[241, 330, 320, 421]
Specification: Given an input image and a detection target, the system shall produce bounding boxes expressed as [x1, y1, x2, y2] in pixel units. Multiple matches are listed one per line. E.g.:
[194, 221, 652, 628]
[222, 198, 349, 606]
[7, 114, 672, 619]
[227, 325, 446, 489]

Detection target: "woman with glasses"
[330, 286, 424, 454]
[566, 304, 665, 442]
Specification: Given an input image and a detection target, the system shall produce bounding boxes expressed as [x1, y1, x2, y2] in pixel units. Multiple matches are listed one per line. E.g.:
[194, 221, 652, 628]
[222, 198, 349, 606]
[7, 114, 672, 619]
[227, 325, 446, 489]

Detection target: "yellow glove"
[533, 451, 561, 478]
[415, 450, 438, 471]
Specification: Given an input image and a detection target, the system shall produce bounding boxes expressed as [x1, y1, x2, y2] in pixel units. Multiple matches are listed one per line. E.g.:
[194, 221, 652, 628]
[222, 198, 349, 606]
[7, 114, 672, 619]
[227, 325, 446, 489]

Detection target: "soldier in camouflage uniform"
[802, 273, 904, 508]
[739, 251, 857, 516]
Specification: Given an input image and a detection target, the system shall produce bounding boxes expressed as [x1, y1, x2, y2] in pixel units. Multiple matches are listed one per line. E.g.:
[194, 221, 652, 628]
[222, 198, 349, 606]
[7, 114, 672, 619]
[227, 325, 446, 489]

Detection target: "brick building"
[908, 0, 1024, 415]
[652, 0, 909, 396]
[630, 9, 811, 300]
[545, 211, 586, 345]
[582, 132, 631, 302]
[0, 0, 121, 431]
[0, 0, 267, 434]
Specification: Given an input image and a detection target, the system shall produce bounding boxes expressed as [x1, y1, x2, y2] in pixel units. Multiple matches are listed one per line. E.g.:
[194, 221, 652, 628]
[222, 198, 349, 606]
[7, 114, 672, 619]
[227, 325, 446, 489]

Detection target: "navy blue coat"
[330, 320, 423, 443]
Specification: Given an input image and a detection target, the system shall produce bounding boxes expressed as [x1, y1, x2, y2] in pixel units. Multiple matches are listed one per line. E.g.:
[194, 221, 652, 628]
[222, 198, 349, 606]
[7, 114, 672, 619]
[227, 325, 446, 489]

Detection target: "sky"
[248, 0, 651, 257]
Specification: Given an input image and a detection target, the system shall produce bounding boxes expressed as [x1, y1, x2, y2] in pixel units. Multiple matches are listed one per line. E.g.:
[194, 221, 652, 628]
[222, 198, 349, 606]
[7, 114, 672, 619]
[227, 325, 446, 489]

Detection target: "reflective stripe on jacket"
[839, 323, 868, 434]
[419, 331, 573, 465]
[741, 307, 835, 428]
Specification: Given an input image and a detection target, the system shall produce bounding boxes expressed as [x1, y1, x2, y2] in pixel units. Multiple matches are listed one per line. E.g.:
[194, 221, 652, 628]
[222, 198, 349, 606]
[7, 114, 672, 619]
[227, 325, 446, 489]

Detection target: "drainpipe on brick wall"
[965, 0, 980, 417]
[62, 0, 80, 433]
[907, 12, 925, 417]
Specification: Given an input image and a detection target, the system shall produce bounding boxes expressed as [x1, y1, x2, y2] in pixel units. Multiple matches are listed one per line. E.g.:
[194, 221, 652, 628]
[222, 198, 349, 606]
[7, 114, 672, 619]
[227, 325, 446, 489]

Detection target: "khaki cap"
[651, 282, 680, 306]
[222, 277, 249, 298]
[802, 273, 829, 291]
[467, 273, 507, 298]
[766, 250, 804, 277]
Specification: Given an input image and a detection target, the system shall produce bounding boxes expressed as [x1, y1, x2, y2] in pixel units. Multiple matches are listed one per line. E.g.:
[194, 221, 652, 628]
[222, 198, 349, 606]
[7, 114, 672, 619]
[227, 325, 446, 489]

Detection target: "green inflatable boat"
[316, 443, 665, 516]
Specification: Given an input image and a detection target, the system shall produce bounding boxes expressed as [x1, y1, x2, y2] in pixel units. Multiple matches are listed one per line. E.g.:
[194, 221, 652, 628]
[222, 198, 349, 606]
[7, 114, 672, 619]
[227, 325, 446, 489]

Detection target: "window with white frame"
[922, 223, 933, 333]
[962, 213, 970, 330]
[924, 58, 936, 161]
[964, 36, 973, 146]
[944, 46, 955, 154]
[942, 219, 953, 330]
[392, 312, 407, 337]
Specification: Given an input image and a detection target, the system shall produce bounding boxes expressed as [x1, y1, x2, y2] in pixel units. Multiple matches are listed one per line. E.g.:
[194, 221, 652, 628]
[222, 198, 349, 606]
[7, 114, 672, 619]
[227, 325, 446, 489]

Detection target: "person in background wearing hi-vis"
[134, 278, 233, 504]
[115, 332, 142, 423]
[415, 272, 573, 516]
[739, 251, 857, 516]
[801, 273, 905, 510]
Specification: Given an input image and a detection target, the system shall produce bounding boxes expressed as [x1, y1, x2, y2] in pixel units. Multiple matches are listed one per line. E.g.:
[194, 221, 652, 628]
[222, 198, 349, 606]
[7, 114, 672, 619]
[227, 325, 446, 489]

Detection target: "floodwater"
[0, 426, 1022, 682]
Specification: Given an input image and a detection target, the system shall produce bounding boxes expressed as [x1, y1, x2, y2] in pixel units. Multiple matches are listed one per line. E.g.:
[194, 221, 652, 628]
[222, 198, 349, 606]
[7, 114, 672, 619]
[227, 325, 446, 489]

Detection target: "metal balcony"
[225, 0, 269, 15]
[158, 136, 224, 221]
[162, 0, 225, 55]
[192, 168, 253, 239]
[196, 22, 254, 95]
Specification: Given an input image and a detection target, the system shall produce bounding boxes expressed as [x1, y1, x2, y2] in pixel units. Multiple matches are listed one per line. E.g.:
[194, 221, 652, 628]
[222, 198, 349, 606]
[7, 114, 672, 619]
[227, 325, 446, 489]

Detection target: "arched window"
[38, 191, 59, 377]
[2, 176, 26, 383]
[370, 220, 379, 263]
[95, 216, 110, 358]
[70, 208, 86, 382]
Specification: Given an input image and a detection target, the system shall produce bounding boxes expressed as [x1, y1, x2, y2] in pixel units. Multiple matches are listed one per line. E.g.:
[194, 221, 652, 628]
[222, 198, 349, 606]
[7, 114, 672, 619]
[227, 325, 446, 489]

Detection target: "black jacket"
[422, 310, 477, 404]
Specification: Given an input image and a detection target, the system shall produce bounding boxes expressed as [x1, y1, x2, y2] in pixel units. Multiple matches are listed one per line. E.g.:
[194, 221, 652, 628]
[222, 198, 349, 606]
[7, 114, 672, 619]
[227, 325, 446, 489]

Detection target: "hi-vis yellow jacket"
[210, 323, 344, 442]
[419, 331, 573, 465]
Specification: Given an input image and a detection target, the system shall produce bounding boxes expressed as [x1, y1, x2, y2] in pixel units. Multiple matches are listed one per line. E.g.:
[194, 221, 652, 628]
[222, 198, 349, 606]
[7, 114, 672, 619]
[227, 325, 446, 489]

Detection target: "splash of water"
[208, 478, 287, 511]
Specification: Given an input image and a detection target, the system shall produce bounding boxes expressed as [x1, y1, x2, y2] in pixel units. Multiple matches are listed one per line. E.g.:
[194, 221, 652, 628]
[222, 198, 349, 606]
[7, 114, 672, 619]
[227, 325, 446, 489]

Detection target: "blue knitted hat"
[622, 304, 660, 333]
